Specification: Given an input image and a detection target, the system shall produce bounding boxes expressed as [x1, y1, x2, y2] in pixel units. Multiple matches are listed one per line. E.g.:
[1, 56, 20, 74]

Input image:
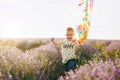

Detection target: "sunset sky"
[0, 0, 120, 40]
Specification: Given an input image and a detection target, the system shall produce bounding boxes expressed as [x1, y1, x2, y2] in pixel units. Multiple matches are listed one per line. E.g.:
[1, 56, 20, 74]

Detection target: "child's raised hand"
[51, 38, 55, 42]
[51, 38, 57, 46]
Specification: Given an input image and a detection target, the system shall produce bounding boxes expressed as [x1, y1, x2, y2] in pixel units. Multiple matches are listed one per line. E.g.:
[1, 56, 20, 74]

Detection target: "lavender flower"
[117, 70, 120, 75]
[8, 75, 13, 80]
[59, 59, 120, 80]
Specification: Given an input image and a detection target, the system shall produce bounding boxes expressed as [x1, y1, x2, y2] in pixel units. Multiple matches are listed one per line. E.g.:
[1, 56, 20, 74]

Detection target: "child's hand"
[51, 38, 55, 42]
[51, 38, 57, 46]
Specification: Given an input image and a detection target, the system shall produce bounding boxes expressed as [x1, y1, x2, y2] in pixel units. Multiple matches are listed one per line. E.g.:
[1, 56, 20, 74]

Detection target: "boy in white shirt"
[51, 27, 79, 71]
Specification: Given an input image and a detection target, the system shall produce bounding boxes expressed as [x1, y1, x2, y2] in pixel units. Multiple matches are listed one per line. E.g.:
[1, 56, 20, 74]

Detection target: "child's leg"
[64, 59, 77, 71]
[64, 62, 69, 71]
[67, 59, 77, 70]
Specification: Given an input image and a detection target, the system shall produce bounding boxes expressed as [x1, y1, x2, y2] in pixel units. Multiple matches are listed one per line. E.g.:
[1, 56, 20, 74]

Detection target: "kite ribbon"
[75, 0, 94, 44]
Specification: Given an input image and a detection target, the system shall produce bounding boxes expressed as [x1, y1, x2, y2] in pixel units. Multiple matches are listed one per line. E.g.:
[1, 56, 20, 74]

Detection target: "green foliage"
[101, 41, 120, 60]
[91, 53, 103, 63]
[16, 41, 28, 51]
[16, 40, 45, 51]
[29, 40, 46, 49]
[115, 50, 120, 58]
[102, 50, 120, 61]
[90, 40, 110, 52]
[0, 40, 15, 46]
[76, 43, 100, 66]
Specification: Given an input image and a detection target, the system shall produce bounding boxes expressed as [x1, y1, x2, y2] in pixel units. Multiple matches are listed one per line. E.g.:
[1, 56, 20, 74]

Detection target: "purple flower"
[117, 70, 120, 75]
[8, 75, 13, 80]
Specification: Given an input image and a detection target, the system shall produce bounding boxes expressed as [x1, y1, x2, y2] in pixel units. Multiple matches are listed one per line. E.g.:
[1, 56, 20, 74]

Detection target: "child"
[51, 27, 79, 71]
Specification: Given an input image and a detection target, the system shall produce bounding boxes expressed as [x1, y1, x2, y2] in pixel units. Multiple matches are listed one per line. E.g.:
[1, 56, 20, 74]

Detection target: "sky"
[0, 0, 120, 40]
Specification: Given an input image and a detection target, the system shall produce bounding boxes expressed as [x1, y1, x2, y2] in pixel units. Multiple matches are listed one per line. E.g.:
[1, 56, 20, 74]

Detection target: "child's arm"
[51, 38, 58, 46]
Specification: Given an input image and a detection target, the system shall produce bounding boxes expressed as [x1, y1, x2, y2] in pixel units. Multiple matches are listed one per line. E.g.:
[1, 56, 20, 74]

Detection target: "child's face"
[66, 31, 74, 41]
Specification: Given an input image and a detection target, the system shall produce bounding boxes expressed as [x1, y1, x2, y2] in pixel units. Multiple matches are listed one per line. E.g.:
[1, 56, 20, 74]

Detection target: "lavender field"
[0, 38, 120, 80]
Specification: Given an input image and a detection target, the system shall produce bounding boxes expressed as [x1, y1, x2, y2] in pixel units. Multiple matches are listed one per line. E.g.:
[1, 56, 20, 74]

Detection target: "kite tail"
[75, 0, 94, 44]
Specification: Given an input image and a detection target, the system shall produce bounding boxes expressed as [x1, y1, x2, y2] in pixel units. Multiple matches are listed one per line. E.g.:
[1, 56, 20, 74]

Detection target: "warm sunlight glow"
[1, 23, 19, 38]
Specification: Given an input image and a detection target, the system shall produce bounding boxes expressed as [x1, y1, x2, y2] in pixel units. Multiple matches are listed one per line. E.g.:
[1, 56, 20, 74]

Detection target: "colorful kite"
[74, 0, 94, 44]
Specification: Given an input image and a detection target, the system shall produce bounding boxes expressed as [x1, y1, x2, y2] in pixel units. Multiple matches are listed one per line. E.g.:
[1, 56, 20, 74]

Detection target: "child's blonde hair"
[66, 27, 74, 32]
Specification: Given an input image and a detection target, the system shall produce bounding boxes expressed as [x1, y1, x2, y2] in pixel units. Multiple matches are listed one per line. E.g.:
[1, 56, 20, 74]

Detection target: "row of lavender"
[59, 59, 120, 80]
[0, 39, 120, 80]
[59, 40, 120, 80]
[0, 43, 64, 80]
